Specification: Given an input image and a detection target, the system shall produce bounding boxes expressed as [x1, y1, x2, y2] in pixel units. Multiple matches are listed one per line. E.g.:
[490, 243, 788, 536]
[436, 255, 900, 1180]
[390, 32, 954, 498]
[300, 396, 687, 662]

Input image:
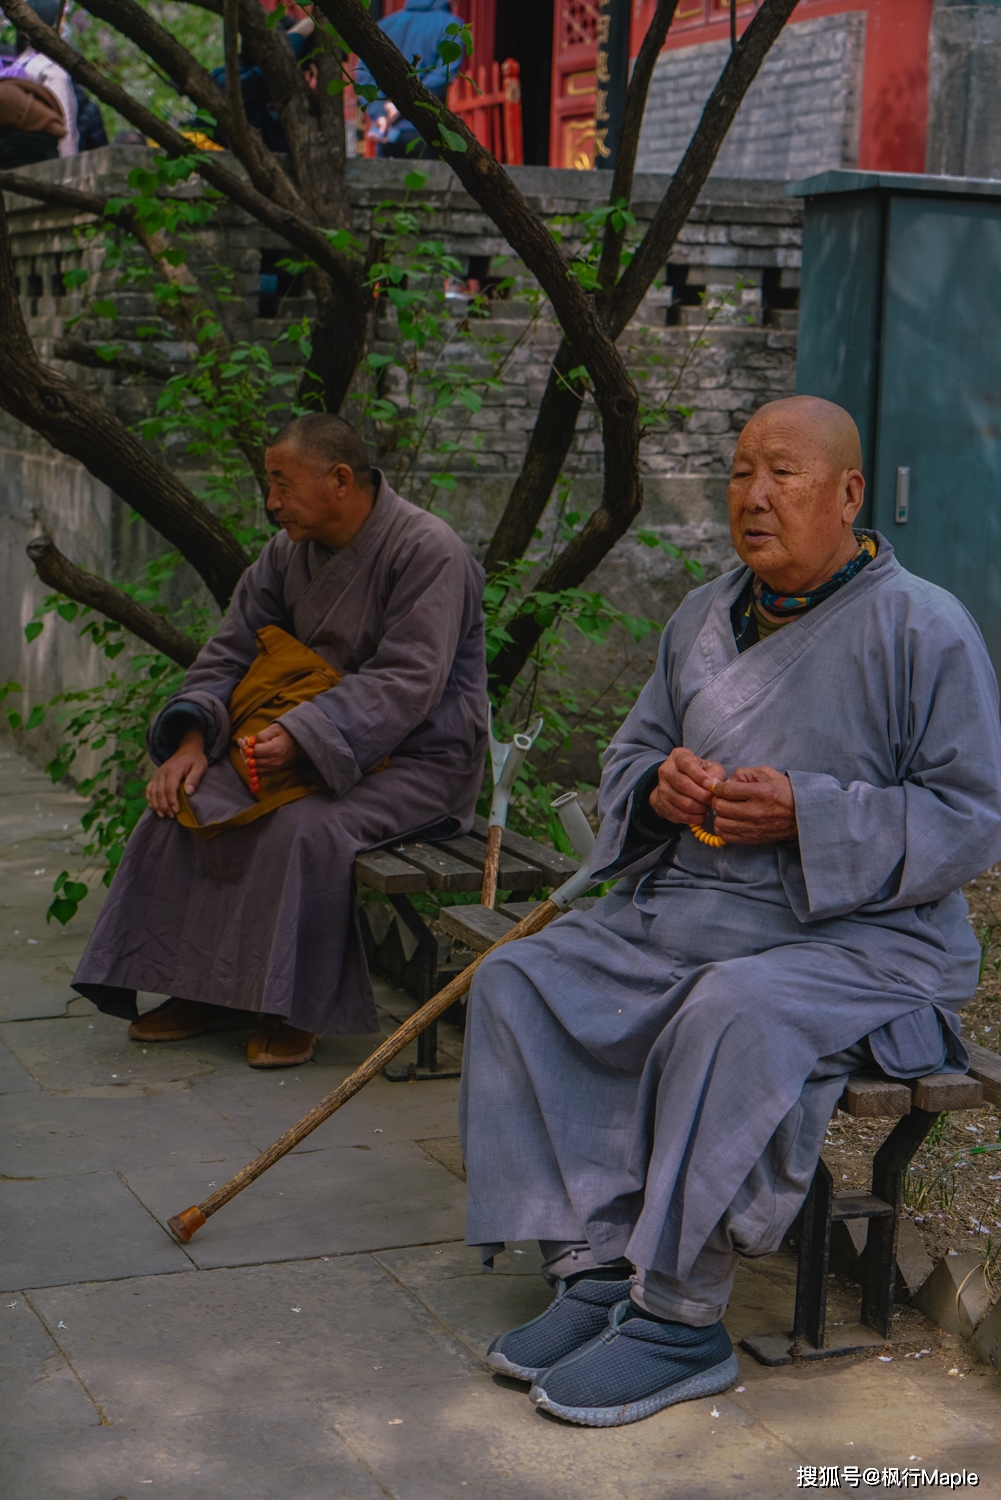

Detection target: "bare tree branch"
[597, 0, 680, 296]
[610, 0, 799, 333]
[316, 0, 634, 396]
[484, 0, 798, 588]
[0, 191, 248, 608]
[222, 0, 254, 162]
[27, 536, 200, 668]
[1, 163, 268, 491]
[0, 0, 362, 301]
[53, 336, 179, 382]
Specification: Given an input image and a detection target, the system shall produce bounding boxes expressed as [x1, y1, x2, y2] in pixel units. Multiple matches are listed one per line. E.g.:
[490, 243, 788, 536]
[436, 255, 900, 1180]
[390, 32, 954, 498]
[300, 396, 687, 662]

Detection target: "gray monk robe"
[460, 534, 1001, 1321]
[74, 472, 488, 1035]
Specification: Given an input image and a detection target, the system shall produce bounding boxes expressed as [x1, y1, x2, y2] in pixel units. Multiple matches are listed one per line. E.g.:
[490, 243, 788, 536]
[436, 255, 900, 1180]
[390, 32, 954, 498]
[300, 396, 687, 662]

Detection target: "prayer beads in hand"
[244, 735, 261, 797]
[690, 780, 726, 847]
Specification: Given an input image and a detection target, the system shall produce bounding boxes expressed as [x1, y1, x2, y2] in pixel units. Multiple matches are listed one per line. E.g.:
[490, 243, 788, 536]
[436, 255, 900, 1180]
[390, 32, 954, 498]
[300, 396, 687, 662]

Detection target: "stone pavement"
[1, 746, 1000, 1500]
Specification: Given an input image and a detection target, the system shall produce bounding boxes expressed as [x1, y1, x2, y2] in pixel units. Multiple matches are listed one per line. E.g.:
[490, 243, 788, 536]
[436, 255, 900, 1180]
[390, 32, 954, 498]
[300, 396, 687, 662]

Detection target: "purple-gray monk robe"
[74, 472, 488, 1035]
[460, 534, 1001, 1297]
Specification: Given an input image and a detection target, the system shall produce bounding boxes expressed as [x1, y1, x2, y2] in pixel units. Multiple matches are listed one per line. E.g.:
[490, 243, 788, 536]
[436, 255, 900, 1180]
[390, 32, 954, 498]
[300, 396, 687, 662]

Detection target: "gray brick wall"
[636, 13, 867, 180]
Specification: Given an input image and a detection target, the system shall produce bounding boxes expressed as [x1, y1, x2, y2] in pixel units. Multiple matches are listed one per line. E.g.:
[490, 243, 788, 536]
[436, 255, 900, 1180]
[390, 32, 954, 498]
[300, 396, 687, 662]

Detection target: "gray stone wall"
[0, 153, 801, 770]
[636, 13, 867, 180]
[926, 0, 1001, 179]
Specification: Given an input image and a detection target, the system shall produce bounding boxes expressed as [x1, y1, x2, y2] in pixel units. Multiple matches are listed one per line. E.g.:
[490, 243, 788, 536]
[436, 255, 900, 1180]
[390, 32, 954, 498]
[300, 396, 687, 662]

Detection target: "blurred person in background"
[355, 0, 463, 159]
[0, 0, 77, 166]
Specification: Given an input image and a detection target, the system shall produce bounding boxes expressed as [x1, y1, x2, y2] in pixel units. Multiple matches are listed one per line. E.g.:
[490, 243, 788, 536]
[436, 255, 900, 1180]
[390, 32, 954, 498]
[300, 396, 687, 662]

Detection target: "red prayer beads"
[244, 735, 262, 797]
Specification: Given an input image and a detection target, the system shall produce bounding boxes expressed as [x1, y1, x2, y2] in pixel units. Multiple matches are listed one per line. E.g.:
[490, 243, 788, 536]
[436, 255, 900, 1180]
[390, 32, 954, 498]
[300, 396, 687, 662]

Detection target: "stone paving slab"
[28, 1255, 479, 1423]
[123, 1140, 467, 1270]
[1, 1397, 389, 1500]
[0, 1295, 99, 1435]
[190, 1068, 462, 1154]
[330, 1370, 798, 1500]
[0, 1035, 39, 1093]
[0, 1087, 261, 1178]
[1, 1171, 194, 1291]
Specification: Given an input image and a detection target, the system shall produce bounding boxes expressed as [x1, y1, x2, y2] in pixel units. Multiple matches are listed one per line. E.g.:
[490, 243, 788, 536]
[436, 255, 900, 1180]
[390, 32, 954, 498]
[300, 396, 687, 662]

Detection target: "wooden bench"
[742, 1059, 993, 1366]
[353, 817, 579, 1080]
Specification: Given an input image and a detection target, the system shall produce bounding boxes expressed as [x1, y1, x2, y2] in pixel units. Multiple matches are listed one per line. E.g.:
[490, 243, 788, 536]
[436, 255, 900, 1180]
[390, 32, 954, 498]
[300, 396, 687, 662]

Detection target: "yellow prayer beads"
[690, 822, 726, 847]
[690, 779, 726, 847]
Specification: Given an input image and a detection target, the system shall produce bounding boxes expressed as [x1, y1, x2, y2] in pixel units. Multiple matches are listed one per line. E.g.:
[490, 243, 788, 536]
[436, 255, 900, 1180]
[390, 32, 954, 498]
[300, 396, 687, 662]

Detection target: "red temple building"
[372, 0, 937, 177]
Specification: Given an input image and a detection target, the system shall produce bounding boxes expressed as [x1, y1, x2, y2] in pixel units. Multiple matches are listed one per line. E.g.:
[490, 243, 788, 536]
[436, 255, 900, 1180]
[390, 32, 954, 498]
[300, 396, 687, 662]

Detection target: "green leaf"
[92, 299, 118, 320]
[404, 171, 427, 191]
[56, 602, 79, 622]
[6, 711, 21, 730]
[438, 39, 461, 64]
[25, 705, 46, 730]
[326, 79, 348, 96]
[265, 1, 286, 26]
[24, 621, 43, 642]
[47, 897, 79, 925]
[438, 126, 467, 153]
[62, 268, 89, 289]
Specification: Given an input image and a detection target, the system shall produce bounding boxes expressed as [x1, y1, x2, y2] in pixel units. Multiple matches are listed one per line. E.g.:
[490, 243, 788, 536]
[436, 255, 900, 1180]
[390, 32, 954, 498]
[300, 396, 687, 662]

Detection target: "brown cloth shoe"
[128, 998, 254, 1042]
[247, 1017, 317, 1068]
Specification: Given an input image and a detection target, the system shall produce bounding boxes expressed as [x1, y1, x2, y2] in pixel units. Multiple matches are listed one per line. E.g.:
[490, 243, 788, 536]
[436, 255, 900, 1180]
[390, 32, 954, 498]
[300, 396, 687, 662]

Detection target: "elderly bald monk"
[461, 396, 1001, 1426]
[73, 414, 488, 1066]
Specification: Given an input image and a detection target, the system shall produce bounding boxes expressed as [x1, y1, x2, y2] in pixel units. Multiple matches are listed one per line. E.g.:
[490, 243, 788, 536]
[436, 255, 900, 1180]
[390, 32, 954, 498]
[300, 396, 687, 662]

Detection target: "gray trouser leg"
[538, 1240, 632, 1285]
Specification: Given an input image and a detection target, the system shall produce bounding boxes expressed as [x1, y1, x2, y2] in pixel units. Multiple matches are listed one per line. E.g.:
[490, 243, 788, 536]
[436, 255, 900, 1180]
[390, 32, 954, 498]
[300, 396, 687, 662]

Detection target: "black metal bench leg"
[382, 894, 461, 1082]
[860, 1107, 938, 1338]
[793, 1157, 834, 1351]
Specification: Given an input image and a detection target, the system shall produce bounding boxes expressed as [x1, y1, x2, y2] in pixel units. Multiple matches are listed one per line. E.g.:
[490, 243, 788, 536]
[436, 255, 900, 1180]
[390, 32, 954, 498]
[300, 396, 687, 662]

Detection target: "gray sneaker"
[485, 1275, 634, 1383]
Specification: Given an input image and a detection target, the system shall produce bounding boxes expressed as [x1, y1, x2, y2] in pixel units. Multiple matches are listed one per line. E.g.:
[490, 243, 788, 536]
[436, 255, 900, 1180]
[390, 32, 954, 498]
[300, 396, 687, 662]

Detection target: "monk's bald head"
[728, 396, 866, 596]
[743, 397, 862, 477]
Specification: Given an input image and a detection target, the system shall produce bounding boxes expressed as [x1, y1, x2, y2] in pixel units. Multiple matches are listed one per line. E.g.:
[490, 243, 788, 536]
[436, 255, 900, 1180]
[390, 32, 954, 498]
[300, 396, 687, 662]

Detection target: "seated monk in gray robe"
[73, 414, 487, 1066]
[461, 396, 1001, 1427]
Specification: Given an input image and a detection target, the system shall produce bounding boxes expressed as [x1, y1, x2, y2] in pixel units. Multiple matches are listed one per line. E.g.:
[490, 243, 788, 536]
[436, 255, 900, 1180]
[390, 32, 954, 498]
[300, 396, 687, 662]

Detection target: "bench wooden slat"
[838, 1075, 912, 1119]
[910, 1073, 983, 1112]
[499, 898, 600, 920]
[439, 904, 517, 954]
[965, 1039, 1001, 1109]
[471, 814, 579, 886]
[395, 841, 484, 894]
[354, 850, 428, 895]
[440, 834, 542, 888]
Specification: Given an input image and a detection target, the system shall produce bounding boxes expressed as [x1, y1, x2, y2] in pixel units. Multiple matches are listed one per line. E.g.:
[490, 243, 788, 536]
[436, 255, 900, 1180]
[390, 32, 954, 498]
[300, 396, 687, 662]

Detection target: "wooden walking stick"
[167, 796, 596, 1245]
[480, 710, 543, 909]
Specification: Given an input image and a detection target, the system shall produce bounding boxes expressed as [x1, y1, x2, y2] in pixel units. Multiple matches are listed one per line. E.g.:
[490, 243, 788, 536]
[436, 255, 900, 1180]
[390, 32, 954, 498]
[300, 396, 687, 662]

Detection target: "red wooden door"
[550, 0, 600, 170]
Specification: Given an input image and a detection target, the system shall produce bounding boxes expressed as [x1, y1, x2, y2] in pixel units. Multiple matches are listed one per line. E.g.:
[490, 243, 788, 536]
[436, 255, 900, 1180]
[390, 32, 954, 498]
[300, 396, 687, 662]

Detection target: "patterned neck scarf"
[754, 532, 877, 615]
[731, 532, 877, 653]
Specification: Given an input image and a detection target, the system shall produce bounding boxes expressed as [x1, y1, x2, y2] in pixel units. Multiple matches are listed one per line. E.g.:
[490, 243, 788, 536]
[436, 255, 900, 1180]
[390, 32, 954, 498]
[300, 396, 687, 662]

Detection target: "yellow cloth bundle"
[178, 625, 342, 839]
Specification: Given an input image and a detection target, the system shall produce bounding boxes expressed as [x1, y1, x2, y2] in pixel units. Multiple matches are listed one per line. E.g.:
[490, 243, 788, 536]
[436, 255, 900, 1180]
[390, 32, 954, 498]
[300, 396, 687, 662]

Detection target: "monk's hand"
[243, 722, 300, 773]
[146, 729, 208, 819]
[649, 748, 728, 825]
[710, 765, 797, 845]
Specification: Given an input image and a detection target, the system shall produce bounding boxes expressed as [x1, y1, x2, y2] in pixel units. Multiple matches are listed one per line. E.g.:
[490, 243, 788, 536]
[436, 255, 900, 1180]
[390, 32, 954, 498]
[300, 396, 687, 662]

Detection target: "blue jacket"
[355, 0, 462, 128]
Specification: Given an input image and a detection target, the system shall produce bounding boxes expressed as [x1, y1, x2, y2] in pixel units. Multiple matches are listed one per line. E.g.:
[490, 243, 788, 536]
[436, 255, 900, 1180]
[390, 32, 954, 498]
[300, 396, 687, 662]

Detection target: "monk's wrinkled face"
[728, 401, 865, 596]
[264, 443, 374, 549]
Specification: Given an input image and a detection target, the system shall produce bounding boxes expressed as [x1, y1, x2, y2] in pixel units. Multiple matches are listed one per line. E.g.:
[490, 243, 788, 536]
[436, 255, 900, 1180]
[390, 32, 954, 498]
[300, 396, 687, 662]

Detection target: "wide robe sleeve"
[146, 540, 291, 765]
[277, 531, 473, 799]
[589, 617, 690, 880]
[781, 617, 1001, 921]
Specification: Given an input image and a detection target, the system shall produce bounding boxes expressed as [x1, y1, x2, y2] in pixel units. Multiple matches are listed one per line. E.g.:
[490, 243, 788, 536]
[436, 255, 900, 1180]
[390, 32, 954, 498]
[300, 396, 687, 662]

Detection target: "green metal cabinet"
[789, 170, 1001, 669]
